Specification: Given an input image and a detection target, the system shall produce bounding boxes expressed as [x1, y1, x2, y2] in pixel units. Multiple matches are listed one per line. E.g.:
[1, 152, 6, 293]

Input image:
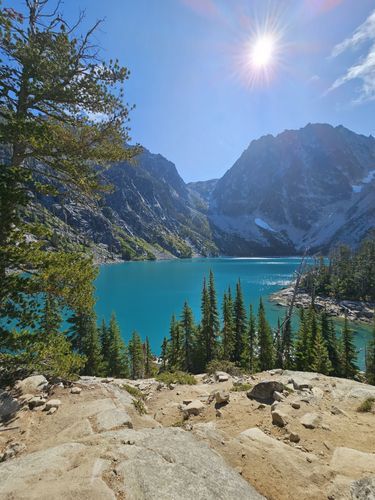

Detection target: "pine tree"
[340, 315, 358, 379]
[200, 278, 211, 365]
[100, 319, 110, 365]
[282, 315, 293, 369]
[233, 280, 247, 363]
[311, 329, 332, 375]
[207, 270, 220, 361]
[168, 314, 182, 371]
[0, 2, 136, 379]
[307, 306, 319, 345]
[106, 313, 128, 378]
[40, 293, 61, 338]
[144, 336, 153, 378]
[274, 318, 283, 369]
[321, 312, 341, 376]
[294, 308, 312, 371]
[257, 297, 274, 370]
[365, 321, 375, 385]
[181, 301, 195, 372]
[128, 331, 144, 379]
[242, 304, 258, 372]
[222, 288, 235, 361]
[160, 337, 168, 372]
[68, 310, 103, 376]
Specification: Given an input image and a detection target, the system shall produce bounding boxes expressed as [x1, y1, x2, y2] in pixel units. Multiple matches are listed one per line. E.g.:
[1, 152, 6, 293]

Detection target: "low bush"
[132, 398, 147, 415]
[123, 384, 144, 400]
[206, 360, 243, 377]
[357, 397, 375, 413]
[156, 371, 197, 386]
[230, 382, 252, 392]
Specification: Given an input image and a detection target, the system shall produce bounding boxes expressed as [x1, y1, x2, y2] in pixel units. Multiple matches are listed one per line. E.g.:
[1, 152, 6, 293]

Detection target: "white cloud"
[328, 9, 375, 103]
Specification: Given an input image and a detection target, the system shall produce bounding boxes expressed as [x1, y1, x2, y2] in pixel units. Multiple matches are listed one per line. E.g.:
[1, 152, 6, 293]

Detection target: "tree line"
[302, 236, 375, 302]
[161, 270, 375, 384]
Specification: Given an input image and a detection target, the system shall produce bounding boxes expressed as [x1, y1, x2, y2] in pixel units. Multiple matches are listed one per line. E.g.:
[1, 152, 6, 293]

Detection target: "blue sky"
[8, 0, 375, 181]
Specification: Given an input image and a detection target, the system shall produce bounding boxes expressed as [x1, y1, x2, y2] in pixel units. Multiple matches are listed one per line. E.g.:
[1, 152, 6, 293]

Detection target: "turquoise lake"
[95, 257, 371, 369]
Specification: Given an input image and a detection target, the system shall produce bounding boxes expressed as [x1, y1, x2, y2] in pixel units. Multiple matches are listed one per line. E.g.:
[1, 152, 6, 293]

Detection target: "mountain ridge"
[35, 123, 375, 261]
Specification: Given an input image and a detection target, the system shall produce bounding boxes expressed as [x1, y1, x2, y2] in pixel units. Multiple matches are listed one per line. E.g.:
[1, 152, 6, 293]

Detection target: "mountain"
[34, 123, 375, 260]
[35, 149, 218, 262]
[208, 123, 375, 255]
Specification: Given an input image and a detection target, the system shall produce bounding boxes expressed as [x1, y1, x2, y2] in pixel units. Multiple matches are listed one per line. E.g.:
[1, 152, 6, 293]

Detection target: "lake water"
[95, 257, 371, 369]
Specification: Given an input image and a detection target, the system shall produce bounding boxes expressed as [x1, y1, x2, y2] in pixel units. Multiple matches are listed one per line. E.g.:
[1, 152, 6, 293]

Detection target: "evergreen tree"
[233, 280, 247, 363]
[181, 301, 195, 372]
[106, 313, 128, 378]
[100, 319, 110, 365]
[274, 318, 283, 369]
[144, 336, 153, 378]
[128, 331, 144, 379]
[168, 314, 182, 370]
[282, 315, 293, 369]
[365, 321, 375, 385]
[40, 293, 61, 338]
[200, 278, 211, 365]
[68, 310, 103, 376]
[307, 306, 319, 344]
[0, 2, 136, 379]
[294, 308, 312, 371]
[222, 288, 235, 361]
[257, 297, 274, 370]
[207, 270, 219, 361]
[340, 315, 358, 379]
[321, 313, 341, 376]
[160, 337, 168, 372]
[242, 304, 258, 372]
[311, 329, 332, 375]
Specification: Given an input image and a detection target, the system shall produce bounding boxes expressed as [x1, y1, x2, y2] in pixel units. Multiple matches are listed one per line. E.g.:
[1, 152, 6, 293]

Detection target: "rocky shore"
[1, 370, 375, 499]
[270, 286, 374, 325]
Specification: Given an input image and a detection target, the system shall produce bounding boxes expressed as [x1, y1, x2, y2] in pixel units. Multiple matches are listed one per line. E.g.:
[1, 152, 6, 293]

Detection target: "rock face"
[35, 148, 218, 261]
[209, 123, 375, 255]
[248, 380, 285, 402]
[31, 124, 375, 260]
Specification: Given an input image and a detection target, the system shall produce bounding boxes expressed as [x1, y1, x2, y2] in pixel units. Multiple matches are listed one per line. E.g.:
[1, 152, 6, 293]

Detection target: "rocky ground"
[1, 370, 375, 499]
[270, 286, 374, 325]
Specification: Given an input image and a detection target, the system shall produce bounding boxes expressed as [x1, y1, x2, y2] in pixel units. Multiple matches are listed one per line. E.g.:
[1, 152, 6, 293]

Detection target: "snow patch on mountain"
[254, 218, 276, 232]
[352, 168, 375, 193]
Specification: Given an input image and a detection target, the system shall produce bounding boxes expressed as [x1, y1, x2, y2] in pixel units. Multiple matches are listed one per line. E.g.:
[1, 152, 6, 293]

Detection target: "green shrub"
[230, 382, 252, 392]
[357, 397, 375, 413]
[132, 398, 147, 415]
[123, 384, 144, 400]
[206, 360, 243, 377]
[156, 371, 197, 386]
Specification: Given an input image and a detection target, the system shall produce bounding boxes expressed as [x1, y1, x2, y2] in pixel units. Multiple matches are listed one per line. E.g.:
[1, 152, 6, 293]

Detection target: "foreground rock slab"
[0, 428, 264, 500]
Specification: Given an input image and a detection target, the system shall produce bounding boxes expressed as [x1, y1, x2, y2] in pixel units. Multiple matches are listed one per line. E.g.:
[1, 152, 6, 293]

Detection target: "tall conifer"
[128, 331, 144, 379]
[365, 321, 375, 385]
[222, 288, 235, 361]
[311, 329, 332, 375]
[181, 301, 195, 372]
[233, 280, 246, 363]
[242, 304, 258, 372]
[340, 315, 358, 379]
[257, 297, 274, 370]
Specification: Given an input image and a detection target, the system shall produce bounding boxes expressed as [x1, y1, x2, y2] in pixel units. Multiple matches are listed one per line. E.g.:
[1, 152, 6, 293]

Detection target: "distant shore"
[270, 285, 374, 325]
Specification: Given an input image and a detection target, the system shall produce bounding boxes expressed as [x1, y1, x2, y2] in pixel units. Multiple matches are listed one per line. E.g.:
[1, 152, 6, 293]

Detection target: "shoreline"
[269, 285, 374, 325]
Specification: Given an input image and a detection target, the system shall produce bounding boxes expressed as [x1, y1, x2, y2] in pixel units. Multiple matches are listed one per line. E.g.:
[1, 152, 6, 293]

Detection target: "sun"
[251, 35, 276, 68]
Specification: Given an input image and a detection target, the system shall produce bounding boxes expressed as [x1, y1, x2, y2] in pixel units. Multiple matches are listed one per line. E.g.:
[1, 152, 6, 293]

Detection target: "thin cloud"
[328, 9, 375, 102]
